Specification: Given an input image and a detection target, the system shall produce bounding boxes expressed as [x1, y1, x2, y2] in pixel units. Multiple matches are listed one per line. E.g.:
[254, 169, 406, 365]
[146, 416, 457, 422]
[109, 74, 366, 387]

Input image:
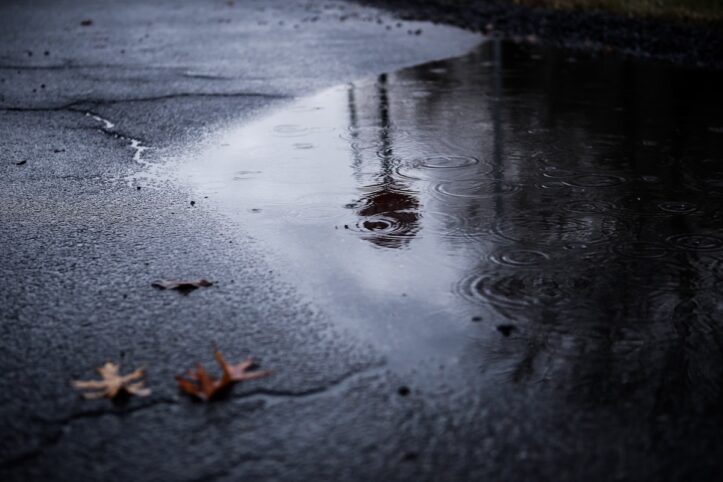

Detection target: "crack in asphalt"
[0, 91, 290, 112]
[0, 397, 179, 471]
[0, 431, 64, 472]
[0, 62, 282, 80]
[85, 112, 115, 129]
[185, 453, 286, 482]
[80, 110, 152, 167]
[184, 366, 389, 482]
[79, 91, 292, 105]
[228, 364, 386, 406]
[0, 102, 155, 177]
[0, 63, 186, 71]
[0, 365, 386, 471]
[30, 397, 181, 427]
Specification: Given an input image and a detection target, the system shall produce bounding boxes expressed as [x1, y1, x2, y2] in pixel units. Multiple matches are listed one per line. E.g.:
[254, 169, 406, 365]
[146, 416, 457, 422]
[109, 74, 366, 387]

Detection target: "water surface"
[180, 41, 723, 398]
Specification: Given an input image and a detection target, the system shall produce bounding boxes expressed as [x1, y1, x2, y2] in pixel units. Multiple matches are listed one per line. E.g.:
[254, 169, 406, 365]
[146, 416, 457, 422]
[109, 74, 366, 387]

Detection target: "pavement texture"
[0, 1, 482, 480]
[2, 1, 723, 482]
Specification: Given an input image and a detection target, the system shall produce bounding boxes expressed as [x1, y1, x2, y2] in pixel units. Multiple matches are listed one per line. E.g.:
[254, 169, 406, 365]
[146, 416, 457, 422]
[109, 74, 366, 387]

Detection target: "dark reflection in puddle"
[348, 73, 422, 249]
[181, 41, 723, 401]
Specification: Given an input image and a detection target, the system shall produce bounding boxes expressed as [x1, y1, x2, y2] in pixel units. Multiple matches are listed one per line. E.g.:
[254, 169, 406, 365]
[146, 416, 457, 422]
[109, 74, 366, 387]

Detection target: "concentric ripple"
[395, 155, 491, 181]
[657, 201, 698, 214]
[564, 174, 626, 188]
[494, 214, 624, 246]
[346, 212, 420, 249]
[293, 142, 315, 150]
[539, 166, 578, 178]
[431, 179, 520, 200]
[272, 124, 310, 137]
[615, 195, 703, 217]
[490, 249, 549, 267]
[426, 210, 490, 240]
[339, 125, 408, 142]
[667, 234, 723, 252]
[564, 200, 614, 214]
[455, 271, 585, 310]
[351, 215, 402, 234]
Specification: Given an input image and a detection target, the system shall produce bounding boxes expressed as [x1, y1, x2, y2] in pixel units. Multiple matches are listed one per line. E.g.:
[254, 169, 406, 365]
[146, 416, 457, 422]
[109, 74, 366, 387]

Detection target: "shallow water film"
[183, 41, 723, 397]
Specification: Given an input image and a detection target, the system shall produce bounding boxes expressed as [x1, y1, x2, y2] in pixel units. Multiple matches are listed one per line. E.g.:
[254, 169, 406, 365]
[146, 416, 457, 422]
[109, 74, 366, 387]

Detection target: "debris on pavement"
[496, 324, 517, 337]
[72, 362, 151, 400]
[151, 278, 213, 294]
[176, 348, 271, 401]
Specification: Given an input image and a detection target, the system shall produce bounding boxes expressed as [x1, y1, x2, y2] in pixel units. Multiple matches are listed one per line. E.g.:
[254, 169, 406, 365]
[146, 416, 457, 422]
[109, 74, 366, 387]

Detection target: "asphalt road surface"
[2, 1, 723, 481]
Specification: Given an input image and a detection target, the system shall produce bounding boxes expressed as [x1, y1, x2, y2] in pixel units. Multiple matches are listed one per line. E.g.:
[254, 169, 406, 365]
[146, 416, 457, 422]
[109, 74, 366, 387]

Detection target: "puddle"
[178, 41, 723, 392]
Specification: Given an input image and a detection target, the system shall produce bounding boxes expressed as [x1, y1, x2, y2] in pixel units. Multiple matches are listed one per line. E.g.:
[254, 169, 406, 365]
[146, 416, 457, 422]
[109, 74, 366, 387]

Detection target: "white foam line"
[86, 112, 115, 130]
[129, 139, 150, 166]
[85, 112, 151, 167]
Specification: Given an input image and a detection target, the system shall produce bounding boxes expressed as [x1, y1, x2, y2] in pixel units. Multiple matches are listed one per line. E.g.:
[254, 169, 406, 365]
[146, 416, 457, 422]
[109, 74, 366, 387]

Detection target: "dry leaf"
[151, 278, 212, 294]
[176, 349, 271, 401]
[72, 362, 151, 400]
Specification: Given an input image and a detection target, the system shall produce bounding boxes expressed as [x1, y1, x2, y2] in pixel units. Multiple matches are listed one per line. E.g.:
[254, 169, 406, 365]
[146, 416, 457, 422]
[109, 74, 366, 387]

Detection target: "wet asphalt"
[2, 1, 723, 481]
[0, 1, 483, 480]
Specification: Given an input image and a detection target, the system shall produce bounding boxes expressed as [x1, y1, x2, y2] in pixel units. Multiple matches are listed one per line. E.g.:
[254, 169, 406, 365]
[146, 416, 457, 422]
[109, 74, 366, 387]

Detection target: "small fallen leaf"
[15, 160, 27, 166]
[80, 19, 93, 26]
[72, 362, 151, 400]
[176, 348, 271, 401]
[151, 278, 212, 294]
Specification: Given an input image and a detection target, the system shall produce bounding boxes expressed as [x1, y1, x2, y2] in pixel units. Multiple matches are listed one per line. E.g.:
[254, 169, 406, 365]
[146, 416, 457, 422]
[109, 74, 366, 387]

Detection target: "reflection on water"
[181, 41, 723, 410]
[348, 73, 421, 249]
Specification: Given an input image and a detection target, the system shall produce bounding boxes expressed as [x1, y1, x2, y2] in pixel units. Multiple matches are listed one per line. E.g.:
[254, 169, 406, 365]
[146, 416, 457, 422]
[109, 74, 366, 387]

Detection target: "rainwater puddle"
[178, 41, 723, 391]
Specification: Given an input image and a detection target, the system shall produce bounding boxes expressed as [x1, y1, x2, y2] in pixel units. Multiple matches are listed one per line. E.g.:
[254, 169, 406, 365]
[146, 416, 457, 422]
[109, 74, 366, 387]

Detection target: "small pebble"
[497, 324, 516, 337]
[402, 452, 418, 462]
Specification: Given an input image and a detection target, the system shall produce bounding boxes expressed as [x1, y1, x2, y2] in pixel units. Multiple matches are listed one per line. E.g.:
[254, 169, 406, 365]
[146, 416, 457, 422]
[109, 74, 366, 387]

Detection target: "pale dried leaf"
[72, 362, 151, 400]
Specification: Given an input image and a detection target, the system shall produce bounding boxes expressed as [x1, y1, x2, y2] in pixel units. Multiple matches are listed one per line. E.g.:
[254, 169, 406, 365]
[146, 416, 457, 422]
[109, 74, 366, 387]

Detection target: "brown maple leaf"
[176, 349, 271, 401]
[151, 278, 213, 294]
[72, 362, 151, 400]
